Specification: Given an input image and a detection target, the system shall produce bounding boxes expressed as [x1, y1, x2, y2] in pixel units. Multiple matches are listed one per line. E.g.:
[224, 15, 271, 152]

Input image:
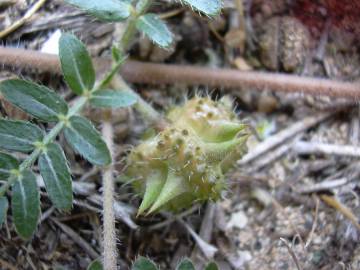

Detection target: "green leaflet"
[0, 119, 44, 153]
[0, 79, 68, 122]
[90, 89, 137, 109]
[132, 257, 158, 270]
[39, 143, 73, 210]
[0, 152, 19, 180]
[64, 116, 111, 166]
[205, 262, 219, 270]
[12, 170, 40, 239]
[182, 0, 222, 16]
[0, 197, 8, 228]
[59, 33, 95, 95]
[136, 14, 173, 47]
[65, 0, 131, 22]
[87, 259, 103, 270]
[176, 258, 195, 270]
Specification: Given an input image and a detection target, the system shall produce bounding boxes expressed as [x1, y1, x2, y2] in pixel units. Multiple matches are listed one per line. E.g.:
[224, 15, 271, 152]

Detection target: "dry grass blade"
[177, 218, 218, 259]
[305, 195, 319, 248]
[239, 113, 333, 165]
[0, 0, 47, 38]
[293, 141, 360, 158]
[51, 218, 100, 260]
[279, 237, 303, 270]
[319, 194, 360, 231]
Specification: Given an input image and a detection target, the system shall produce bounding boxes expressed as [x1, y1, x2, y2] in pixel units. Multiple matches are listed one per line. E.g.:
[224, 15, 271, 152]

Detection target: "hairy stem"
[0, 46, 359, 100]
[101, 115, 117, 270]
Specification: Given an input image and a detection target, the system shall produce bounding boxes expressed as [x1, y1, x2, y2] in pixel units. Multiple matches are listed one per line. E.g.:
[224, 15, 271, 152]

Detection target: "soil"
[1, 0, 360, 269]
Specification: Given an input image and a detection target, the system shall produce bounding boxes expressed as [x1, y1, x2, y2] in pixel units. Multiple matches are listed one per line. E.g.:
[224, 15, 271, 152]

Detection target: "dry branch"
[1, 46, 360, 99]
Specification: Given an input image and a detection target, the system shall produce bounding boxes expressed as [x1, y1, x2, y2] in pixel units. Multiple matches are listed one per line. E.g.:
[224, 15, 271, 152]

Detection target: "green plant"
[127, 96, 248, 215]
[0, 0, 237, 269]
[0, 33, 137, 238]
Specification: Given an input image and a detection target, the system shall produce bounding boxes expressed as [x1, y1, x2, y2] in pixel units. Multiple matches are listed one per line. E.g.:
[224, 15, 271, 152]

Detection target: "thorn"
[147, 170, 187, 214]
[203, 135, 249, 164]
[137, 170, 165, 216]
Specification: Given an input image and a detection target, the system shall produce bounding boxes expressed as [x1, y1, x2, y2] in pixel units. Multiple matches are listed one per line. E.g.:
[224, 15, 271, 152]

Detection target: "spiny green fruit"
[126, 96, 249, 215]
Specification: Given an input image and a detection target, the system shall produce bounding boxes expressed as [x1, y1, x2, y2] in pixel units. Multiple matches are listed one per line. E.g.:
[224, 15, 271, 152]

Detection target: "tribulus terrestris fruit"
[126, 96, 249, 215]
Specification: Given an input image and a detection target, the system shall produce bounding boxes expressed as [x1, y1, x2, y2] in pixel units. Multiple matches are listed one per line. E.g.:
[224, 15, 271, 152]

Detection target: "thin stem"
[96, 57, 127, 90]
[118, 0, 153, 52]
[101, 116, 117, 270]
[113, 0, 163, 126]
[119, 16, 138, 53]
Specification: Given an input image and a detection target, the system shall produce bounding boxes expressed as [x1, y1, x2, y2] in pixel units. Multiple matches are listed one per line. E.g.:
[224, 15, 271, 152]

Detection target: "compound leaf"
[0, 79, 68, 122]
[64, 116, 111, 166]
[0, 119, 44, 153]
[65, 0, 131, 22]
[39, 143, 73, 210]
[12, 170, 40, 239]
[0, 152, 19, 180]
[90, 90, 137, 109]
[59, 33, 95, 95]
[136, 14, 173, 47]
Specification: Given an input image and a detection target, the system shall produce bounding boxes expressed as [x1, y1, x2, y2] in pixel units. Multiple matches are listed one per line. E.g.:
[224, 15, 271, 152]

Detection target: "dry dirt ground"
[1, 0, 360, 269]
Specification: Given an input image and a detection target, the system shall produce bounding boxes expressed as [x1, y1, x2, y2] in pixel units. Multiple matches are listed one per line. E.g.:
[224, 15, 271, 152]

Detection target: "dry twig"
[320, 194, 360, 231]
[177, 218, 218, 259]
[0, 0, 47, 38]
[191, 203, 216, 266]
[0, 46, 360, 99]
[51, 218, 100, 260]
[238, 113, 333, 166]
[279, 237, 303, 270]
[305, 195, 319, 248]
[293, 141, 360, 158]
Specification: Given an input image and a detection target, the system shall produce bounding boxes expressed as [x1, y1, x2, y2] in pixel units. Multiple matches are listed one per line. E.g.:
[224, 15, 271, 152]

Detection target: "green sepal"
[137, 170, 165, 216]
[203, 136, 248, 164]
[194, 120, 246, 142]
[148, 171, 187, 214]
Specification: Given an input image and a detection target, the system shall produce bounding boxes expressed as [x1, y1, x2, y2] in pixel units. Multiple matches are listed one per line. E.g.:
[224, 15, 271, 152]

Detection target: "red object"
[293, 0, 360, 39]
